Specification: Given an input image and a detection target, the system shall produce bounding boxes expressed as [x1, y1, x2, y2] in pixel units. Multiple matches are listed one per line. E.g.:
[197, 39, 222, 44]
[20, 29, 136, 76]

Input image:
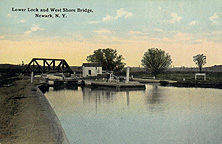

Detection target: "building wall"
[82, 66, 102, 77]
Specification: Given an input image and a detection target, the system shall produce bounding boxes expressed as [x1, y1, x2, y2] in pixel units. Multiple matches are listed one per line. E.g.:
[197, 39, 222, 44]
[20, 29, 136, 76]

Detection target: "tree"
[86, 48, 125, 71]
[193, 54, 206, 73]
[141, 48, 172, 77]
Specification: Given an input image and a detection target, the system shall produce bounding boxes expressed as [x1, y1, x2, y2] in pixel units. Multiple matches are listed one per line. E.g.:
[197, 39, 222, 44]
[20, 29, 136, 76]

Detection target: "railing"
[102, 70, 121, 82]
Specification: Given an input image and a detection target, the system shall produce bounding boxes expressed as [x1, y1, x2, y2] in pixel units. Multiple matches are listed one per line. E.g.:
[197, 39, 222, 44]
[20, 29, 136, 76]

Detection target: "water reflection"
[81, 85, 166, 112]
[82, 88, 132, 110]
[53, 85, 78, 91]
[82, 88, 116, 104]
[126, 91, 130, 106]
[145, 85, 165, 111]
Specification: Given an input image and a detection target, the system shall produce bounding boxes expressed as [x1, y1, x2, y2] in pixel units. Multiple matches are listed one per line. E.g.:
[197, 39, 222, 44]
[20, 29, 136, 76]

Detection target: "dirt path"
[0, 80, 69, 144]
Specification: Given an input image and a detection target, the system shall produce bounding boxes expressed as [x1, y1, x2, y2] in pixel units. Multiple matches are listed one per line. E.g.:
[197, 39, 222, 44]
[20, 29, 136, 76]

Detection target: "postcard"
[0, 0, 222, 144]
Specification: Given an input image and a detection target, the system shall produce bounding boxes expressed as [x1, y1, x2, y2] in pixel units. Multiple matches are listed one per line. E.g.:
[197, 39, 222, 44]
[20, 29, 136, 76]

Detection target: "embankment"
[0, 79, 69, 144]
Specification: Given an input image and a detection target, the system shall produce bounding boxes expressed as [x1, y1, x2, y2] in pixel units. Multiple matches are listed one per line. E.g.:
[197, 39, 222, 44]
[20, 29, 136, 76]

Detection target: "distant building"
[70, 66, 82, 77]
[82, 63, 102, 77]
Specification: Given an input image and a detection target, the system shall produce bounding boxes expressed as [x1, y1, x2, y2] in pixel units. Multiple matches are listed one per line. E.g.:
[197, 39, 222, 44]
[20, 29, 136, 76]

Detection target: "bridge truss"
[23, 58, 73, 74]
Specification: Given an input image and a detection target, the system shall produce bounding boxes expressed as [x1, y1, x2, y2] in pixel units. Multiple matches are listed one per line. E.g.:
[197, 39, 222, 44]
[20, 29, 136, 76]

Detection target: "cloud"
[89, 8, 132, 23]
[189, 20, 198, 26]
[0, 35, 5, 39]
[102, 15, 114, 21]
[20, 19, 26, 23]
[129, 31, 147, 35]
[150, 32, 191, 43]
[128, 31, 150, 41]
[202, 31, 222, 43]
[25, 25, 43, 34]
[167, 13, 182, 24]
[92, 35, 122, 44]
[93, 29, 115, 34]
[88, 21, 100, 24]
[132, 35, 149, 40]
[101, 36, 119, 41]
[154, 28, 163, 32]
[174, 32, 190, 41]
[209, 13, 220, 24]
[102, 8, 132, 22]
[7, 13, 12, 17]
[7, 13, 17, 18]
[115, 8, 132, 19]
[31, 26, 40, 31]
[25, 31, 32, 34]
[212, 31, 222, 35]
[193, 39, 206, 44]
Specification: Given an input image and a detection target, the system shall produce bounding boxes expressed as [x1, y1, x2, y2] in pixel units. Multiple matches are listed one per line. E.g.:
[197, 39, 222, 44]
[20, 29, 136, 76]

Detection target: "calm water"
[45, 85, 222, 144]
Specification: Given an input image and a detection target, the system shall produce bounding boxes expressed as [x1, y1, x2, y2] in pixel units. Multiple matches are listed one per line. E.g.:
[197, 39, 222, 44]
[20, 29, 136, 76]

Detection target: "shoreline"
[131, 78, 222, 89]
[0, 79, 69, 144]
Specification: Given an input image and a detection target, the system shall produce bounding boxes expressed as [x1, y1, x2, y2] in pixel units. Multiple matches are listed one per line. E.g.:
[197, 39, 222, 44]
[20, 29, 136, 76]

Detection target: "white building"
[82, 63, 102, 77]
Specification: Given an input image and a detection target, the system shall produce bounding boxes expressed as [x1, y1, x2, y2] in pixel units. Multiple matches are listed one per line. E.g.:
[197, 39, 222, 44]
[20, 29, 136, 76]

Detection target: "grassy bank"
[0, 79, 30, 142]
[115, 71, 222, 89]
[116, 71, 222, 83]
[0, 79, 69, 144]
[154, 72, 222, 83]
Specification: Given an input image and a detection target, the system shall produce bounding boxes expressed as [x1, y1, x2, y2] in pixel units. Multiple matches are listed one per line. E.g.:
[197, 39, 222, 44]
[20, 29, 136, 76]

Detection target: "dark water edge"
[160, 80, 222, 89]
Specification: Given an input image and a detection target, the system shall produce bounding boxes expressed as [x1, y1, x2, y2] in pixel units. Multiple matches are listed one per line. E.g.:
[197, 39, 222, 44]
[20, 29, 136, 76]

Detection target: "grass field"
[116, 71, 222, 84]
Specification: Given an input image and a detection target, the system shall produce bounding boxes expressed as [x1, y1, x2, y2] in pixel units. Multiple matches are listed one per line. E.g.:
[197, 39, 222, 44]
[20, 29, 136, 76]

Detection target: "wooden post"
[126, 67, 130, 83]
[31, 71, 34, 83]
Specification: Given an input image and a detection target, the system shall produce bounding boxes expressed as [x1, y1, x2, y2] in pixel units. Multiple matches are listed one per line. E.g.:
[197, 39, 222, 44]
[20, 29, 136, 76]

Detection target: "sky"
[0, 0, 222, 67]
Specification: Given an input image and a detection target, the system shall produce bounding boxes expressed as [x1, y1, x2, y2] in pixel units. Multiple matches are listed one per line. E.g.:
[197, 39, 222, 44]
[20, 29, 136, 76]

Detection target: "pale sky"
[0, 0, 222, 67]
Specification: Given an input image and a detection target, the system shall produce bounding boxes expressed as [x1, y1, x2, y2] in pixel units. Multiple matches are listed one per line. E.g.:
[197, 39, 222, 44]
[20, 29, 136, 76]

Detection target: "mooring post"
[126, 66, 130, 83]
[31, 71, 34, 83]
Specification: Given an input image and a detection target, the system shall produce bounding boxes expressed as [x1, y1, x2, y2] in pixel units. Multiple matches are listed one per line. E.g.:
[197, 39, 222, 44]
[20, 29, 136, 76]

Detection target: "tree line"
[87, 48, 206, 77]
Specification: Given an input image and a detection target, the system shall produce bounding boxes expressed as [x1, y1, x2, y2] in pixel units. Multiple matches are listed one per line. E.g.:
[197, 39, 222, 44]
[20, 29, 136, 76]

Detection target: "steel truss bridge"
[23, 58, 73, 74]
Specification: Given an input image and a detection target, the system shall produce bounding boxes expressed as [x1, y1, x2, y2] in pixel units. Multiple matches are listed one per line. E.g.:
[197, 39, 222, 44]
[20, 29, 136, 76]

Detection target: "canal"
[45, 84, 222, 144]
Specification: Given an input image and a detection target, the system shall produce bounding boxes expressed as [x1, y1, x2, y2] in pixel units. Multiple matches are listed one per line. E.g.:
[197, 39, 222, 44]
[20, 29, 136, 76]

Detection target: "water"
[45, 85, 222, 144]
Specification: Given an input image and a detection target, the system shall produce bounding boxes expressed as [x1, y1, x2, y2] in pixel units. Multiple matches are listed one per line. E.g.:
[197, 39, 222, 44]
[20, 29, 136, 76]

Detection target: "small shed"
[82, 63, 102, 77]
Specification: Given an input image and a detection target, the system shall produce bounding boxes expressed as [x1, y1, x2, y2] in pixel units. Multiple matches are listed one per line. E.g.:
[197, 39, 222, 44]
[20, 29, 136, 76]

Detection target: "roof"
[82, 63, 102, 67]
[70, 66, 82, 72]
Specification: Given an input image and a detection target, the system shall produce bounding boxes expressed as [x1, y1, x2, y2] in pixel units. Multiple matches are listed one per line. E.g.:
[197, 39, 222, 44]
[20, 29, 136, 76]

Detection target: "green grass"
[116, 71, 222, 83]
